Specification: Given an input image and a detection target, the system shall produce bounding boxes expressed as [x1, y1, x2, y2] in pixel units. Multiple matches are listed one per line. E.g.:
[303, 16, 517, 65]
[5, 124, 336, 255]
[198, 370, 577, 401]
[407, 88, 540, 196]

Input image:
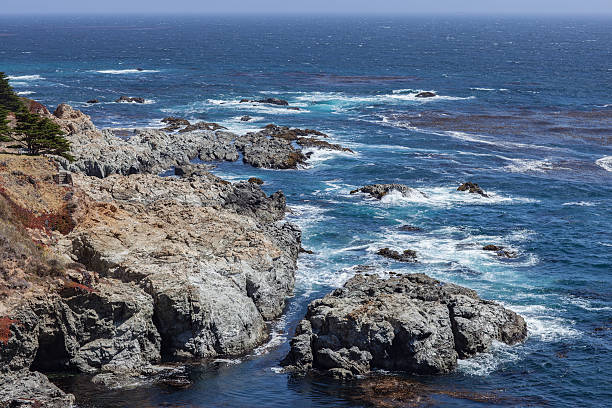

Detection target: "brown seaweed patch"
[350, 375, 545, 407]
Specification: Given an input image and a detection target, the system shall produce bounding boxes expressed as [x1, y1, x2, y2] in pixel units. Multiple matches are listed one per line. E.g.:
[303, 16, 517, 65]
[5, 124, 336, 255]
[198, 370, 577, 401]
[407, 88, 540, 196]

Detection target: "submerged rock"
[398, 225, 422, 232]
[240, 97, 289, 106]
[415, 91, 436, 98]
[240, 115, 252, 122]
[350, 184, 425, 200]
[86, 99, 99, 104]
[457, 182, 488, 197]
[282, 273, 527, 378]
[483, 245, 516, 258]
[377, 248, 417, 262]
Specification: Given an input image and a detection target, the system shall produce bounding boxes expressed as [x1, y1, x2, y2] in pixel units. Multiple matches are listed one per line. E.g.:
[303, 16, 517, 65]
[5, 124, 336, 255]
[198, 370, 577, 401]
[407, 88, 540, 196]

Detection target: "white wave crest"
[354, 186, 537, 208]
[595, 156, 612, 172]
[16, 91, 35, 96]
[562, 201, 595, 207]
[7, 74, 44, 81]
[94, 69, 159, 74]
[116, 99, 156, 104]
[457, 341, 521, 376]
[302, 147, 356, 167]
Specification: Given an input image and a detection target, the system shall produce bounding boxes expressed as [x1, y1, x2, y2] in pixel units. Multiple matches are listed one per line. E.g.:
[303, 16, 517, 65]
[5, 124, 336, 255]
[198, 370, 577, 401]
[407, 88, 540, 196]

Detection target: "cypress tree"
[0, 73, 23, 112]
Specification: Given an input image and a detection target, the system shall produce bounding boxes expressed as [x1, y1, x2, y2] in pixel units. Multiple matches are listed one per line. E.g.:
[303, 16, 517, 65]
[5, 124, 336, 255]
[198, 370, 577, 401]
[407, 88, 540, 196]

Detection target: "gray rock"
[350, 184, 426, 200]
[115, 96, 145, 104]
[0, 370, 75, 407]
[282, 273, 527, 377]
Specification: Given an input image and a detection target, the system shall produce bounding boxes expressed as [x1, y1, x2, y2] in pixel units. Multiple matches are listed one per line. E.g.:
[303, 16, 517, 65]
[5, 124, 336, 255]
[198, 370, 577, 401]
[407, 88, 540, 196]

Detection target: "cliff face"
[0, 106, 301, 406]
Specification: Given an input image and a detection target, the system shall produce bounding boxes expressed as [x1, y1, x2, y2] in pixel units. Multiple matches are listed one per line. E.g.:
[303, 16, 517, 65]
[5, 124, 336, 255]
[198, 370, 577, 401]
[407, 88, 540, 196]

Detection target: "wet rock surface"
[350, 184, 425, 200]
[457, 182, 488, 197]
[282, 273, 527, 378]
[415, 91, 436, 98]
[115, 96, 145, 104]
[376, 248, 418, 262]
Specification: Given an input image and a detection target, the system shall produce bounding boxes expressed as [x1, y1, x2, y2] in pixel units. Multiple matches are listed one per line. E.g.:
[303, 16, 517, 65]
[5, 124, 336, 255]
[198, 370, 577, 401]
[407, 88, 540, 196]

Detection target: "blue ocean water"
[1, 15, 611, 407]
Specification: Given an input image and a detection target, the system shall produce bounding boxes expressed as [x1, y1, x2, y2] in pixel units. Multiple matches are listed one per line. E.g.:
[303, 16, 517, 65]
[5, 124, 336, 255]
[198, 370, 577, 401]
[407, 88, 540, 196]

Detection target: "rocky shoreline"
[0, 103, 527, 407]
[1, 104, 307, 405]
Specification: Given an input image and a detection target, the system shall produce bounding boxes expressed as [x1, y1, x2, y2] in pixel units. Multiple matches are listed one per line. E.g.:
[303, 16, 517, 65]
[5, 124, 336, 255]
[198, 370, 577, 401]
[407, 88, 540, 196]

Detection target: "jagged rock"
[240, 98, 289, 106]
[377, 248, 417, 262]
[350, 184, 425, 200]
[415, 91, 436, 98]
[482, 245, 516, 258]
[296, 137, 353, 153]
[174, 163, 216, 177]
[53, 103, 98, 136]
[236, 132, 307, 169]
[457, 182, 488, 197]
[52, 105, 343, 173]
[60, 172, 300, 359]
[282, 273, 527, 377]
[58, 127, 239, 178]
[161, 117, 190, 131]
[115, 96, 145, 104]
[248, 177, 264, 185]
[179, 122, 227, 133]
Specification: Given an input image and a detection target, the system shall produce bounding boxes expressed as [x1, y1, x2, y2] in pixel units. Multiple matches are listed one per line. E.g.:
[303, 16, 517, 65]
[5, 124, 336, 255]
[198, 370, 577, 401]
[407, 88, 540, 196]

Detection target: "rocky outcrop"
[457, 182, 488, 197]
[350, 184, 425, 200]
[240, 98, 289, 106]
[483, 245, 516, 258]
[51, 106, 346, 174]
[0, 148, 301, 398]
[282, 273, 527, 378]
[415, 91, 436, 98]
[376, 248, 417, 262]
[115, 96, 145, 104]
[58, 128, 239, 177]
[235, 131, 307, 169]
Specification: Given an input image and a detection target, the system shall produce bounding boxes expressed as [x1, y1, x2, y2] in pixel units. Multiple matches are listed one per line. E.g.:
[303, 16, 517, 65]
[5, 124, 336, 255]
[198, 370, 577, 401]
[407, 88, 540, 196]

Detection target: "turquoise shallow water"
[1, 15, 611, 407]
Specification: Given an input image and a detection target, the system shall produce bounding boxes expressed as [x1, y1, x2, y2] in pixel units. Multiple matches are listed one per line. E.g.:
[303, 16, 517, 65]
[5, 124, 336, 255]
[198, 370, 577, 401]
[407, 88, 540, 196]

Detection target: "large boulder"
[282, 273, 527, 378]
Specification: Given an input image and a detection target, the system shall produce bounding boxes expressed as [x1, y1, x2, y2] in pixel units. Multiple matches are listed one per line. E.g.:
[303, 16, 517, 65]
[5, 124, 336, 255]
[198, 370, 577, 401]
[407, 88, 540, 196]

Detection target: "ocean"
[1, 14, 611, 407]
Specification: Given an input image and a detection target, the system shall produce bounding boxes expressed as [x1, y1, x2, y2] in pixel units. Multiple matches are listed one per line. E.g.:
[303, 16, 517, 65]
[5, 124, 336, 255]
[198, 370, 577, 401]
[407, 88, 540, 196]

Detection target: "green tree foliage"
[11, 110, 74, 161]
[0, 73, 22, 112]
[0, 72, 73, 161]
[0, 108, 9, 142]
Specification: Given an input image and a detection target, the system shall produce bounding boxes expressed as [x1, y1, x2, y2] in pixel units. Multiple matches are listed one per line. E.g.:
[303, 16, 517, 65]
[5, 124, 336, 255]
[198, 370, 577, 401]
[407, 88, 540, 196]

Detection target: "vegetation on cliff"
[0, 73, 73, 161]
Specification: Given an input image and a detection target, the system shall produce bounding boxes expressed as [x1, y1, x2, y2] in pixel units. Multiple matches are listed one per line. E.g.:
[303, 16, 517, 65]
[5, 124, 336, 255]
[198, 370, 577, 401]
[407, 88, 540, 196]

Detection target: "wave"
[93, 69, 160, 74]
[457, 341, 522, 376]
[469, 87, 510, 92]
[350, 186, 537, 208]
[16, 91, 35, 96]
[503, 158, 562, 173]
[562, 201, 596, 207]
[7, 74, 44, 81]
[595, 156, 612, 172]
[301, 147, 357, 167]
[116, 98, 156, 104]
[296, 90, 474, 106]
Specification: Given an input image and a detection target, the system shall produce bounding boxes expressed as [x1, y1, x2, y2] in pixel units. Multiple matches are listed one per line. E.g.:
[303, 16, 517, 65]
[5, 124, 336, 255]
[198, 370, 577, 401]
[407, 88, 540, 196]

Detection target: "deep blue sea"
[1, 15, 611, 407]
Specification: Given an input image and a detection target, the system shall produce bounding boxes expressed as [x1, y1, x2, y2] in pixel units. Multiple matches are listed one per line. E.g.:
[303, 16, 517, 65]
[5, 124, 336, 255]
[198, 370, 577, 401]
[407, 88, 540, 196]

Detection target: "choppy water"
[2, 15, 612, 407]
